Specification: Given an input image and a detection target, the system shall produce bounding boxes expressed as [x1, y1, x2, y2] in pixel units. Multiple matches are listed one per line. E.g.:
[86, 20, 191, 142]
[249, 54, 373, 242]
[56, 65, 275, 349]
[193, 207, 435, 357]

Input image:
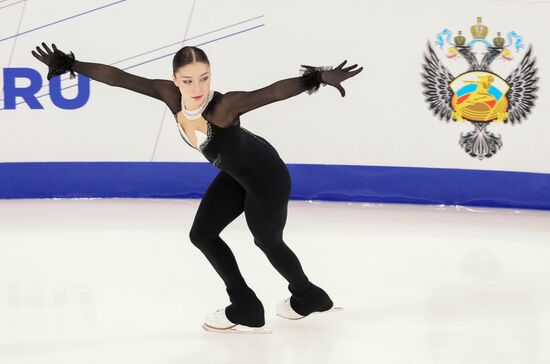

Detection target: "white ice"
[1, 199, 549, 364]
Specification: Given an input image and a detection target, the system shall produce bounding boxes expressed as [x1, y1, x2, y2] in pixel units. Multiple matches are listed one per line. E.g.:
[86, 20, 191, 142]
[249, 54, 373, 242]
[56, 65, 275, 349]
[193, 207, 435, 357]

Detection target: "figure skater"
[32, 42, 363, 333]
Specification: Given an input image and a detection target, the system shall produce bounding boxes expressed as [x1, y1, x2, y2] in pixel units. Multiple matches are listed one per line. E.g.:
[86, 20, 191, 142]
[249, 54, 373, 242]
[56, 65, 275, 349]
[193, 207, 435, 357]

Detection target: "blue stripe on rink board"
[1, 162, 549, 211]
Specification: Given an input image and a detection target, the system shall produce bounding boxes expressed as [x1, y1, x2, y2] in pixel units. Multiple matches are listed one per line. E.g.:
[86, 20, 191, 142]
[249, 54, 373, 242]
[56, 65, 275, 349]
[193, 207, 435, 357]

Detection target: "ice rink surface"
[1, 198, 549, 364]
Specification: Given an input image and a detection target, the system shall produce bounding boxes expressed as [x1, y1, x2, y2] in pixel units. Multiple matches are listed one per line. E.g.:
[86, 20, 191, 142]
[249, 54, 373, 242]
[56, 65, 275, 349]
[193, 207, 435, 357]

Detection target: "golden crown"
[471, 17, 489, 39]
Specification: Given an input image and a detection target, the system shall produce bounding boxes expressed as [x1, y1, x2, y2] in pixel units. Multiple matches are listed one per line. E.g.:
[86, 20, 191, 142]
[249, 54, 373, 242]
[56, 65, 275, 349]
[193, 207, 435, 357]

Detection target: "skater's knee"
[253, 237, 282, 252]
[188, 228, 200, 247]
[189, 224, 213, 248]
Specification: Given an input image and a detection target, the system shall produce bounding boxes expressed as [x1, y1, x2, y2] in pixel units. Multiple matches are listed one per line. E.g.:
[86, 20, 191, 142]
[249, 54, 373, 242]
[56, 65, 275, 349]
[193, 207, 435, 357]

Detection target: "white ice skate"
[275, 297, 343, 320]
[201, 308, 272, 334]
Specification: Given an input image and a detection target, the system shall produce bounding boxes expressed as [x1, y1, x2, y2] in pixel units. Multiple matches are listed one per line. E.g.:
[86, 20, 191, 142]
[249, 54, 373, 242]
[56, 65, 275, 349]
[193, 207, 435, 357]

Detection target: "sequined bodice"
[175, 113, 212, 151]
[173, 90, 280, 169]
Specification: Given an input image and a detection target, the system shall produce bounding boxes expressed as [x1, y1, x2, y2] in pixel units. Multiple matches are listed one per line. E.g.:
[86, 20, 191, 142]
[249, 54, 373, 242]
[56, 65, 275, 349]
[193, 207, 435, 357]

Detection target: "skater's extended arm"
[219, 76, 321, 118]
[214, 61, 363, 126]
[31, 42, 178, 109]
[71, 60, 175, 102]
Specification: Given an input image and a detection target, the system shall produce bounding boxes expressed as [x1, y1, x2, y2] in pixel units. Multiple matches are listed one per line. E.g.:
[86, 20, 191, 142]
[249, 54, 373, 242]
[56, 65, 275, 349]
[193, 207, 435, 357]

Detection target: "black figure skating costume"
[34, 44, 342, 327]
[174, 72, 334, 327]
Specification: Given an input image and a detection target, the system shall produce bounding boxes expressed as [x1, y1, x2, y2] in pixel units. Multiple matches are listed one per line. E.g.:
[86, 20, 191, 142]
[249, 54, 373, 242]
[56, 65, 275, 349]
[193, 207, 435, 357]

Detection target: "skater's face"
[173, 62, 211, 110]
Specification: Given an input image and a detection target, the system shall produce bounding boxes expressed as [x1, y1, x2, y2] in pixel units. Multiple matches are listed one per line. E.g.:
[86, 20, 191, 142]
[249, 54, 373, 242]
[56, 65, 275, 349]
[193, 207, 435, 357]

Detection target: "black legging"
[189, 165, 332, 327]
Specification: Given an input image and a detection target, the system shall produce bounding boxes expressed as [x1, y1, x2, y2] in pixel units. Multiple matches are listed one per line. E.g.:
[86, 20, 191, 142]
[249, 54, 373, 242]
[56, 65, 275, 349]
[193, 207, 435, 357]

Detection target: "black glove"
[300, 64, 333, 95]
[31, 42, 76, 81]
[320, 60, 363, 97]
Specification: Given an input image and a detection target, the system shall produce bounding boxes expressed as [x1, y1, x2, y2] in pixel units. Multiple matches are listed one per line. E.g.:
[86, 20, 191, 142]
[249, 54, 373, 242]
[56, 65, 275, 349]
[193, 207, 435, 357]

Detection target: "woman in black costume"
[32, 42, 363, 333]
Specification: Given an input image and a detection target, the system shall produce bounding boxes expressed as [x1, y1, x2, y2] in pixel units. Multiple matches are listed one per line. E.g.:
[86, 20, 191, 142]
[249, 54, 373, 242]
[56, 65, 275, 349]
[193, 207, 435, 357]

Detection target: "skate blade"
[277, 306, 344, 320]
[202, 323, 272, 334]
[324, 306, 344, 313]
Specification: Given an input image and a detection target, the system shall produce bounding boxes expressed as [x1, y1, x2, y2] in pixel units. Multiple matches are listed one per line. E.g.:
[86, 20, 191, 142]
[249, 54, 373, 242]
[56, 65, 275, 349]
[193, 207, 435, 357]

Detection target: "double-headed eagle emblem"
[422, 17, 539, 159]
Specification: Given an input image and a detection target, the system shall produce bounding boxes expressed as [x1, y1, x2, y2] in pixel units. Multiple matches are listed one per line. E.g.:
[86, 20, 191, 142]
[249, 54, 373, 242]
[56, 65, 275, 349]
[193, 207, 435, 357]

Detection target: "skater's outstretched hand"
[322, 60, 363, 97]
[31, 42, 76, 80]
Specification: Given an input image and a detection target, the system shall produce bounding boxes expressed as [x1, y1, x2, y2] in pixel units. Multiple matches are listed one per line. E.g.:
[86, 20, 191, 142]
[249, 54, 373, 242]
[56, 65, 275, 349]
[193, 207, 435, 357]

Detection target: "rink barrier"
[1, 162, 549, 211]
